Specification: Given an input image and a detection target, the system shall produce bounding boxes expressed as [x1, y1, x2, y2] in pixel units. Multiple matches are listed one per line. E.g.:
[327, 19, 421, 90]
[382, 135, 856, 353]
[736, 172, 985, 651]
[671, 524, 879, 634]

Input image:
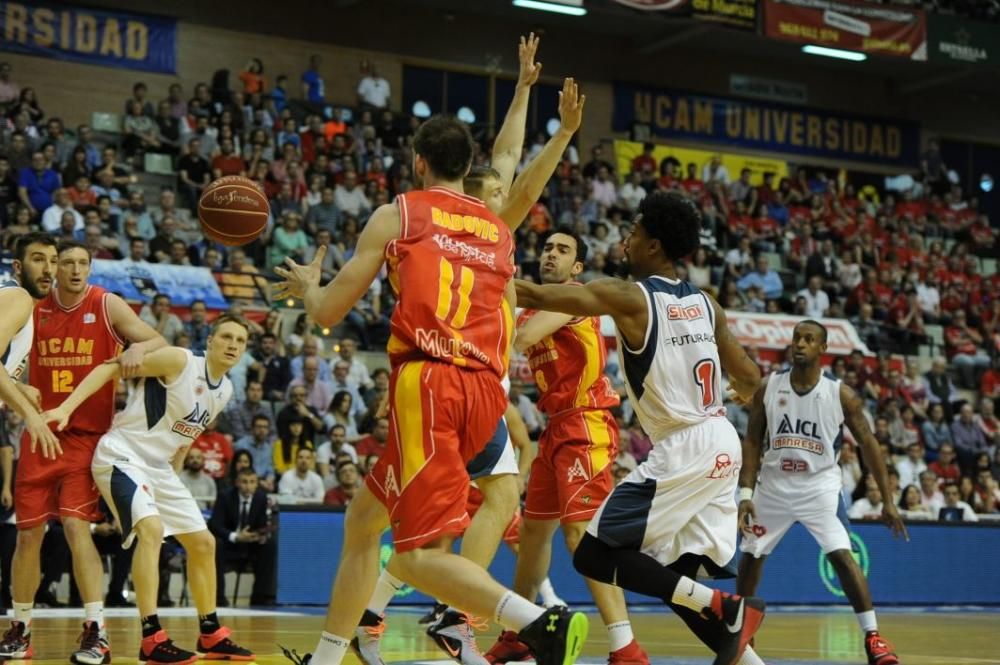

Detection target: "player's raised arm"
[274, 202, 400, 328]
[105, 293, 168, 378]
[491, 33, 541, 193]
[737, 377, 769, 534]
[45, 347, 189, 431]
[514, 310, 575, 353]
[500, 78, 585, 230]
[0, 287, 61, 458]
[841, 382, 909, 541]
[708, 294, 761, 405]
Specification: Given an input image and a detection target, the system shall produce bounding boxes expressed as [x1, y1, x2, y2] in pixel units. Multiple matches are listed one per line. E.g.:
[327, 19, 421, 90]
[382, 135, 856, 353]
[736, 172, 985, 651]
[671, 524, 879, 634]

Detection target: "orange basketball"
[197, 176, 270, 247]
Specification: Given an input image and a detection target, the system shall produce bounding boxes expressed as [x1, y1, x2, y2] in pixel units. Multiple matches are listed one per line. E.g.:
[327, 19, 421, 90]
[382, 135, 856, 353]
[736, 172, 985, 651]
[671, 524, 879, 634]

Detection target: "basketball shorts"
[15, 431, 102, 529]
[588, 416, 740, 568]
[366, 360, 506, 552]
[739, 486, 852, 558]
[466, 485, 522, 545]
[92, 438, 206, 549]
[524, 408, 618, 524]
[466, 417, 519, 479]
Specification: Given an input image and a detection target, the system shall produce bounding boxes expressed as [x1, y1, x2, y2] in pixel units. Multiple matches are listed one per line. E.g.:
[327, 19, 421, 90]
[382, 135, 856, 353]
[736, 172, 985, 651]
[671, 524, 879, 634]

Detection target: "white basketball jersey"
[101, 350, 233, 467]
[0, 281, 32, 383]
[617, 276, 724, 441]
[759, 370, 844, 499]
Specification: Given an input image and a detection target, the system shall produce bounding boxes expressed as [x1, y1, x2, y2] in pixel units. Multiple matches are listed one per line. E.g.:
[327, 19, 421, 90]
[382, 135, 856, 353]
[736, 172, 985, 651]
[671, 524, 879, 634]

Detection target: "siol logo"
[818, 532, 869, 598]
[776, 414, 819, 438]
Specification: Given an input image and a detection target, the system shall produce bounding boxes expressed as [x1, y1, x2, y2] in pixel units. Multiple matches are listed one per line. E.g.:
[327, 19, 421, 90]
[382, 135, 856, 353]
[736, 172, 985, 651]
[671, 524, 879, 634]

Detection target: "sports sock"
[367, 569, 404, 616]
[738, 646, 766, 665]
[538, 578, 561, 606]
[141, 614, 161, 639]
[12, 603, 31, 631]
[856, 610, 877, 633]
[312, 631, 350, 665]
[200, 611, 222, 634]
[494, 591, 545, 632]
[671, 577, 716, 613]
[84, 601, 105, 629]
[606, 621, 634, 652]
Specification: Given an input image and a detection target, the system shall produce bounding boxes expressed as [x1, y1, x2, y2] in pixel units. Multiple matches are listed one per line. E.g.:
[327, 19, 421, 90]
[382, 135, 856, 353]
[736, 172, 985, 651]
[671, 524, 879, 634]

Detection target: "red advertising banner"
[763, 0, 927, 61]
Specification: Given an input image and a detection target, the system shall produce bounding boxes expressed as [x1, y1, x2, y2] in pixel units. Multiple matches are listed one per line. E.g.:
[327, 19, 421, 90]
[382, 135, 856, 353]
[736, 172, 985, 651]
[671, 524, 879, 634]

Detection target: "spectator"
[918, 470, 944, 514]
[276, 387, 324, 449]
[924, 358, 959, 419]
[278, 447, 324, 503]
[252, 332, 292, 403]
[290, 335, 333, 383]
[945, 309, 991, 388]
[938, 481, 978, 522]
[895, 442, 928, 488]
[301, 228, 346, 282]
[41, 187, 82, 233]
[267, 211, 310, 270]
[702, 154, 730, 186]
[354, 417, 389, 458]
[323, 461, 364, 507]
[191, 419, 234, 482]
[334, 171, 371, 219]
[304, 186, 341, 236]
[184, 299, 211, 354]
[928, 443, 962, 484]
[239, 58, 266, 94]
[952, 403, 989, 470]
[848, 482, 884, 519]
[287, 356, 334, 414]
[330, 360, 366, 418]
[618, 171, 646, 212]
[139, 292, 185, 344]
[179, 448, 217, 509]
[582, 145, 614, 180]
[323, 390, 360, 441]
[124, 81, 154, 117]
[737, 254, 783, 300]
[209, 467, 277, 606]
[122, 100, 161, 158]
[18, 150, 60, 218]
[972, 468, 1000, 514]
[974, 397, 998, 447]
[336, 337, 374, 391]
[357, 62, 391, 109]
[315, 424, 358, 485]
[220, 380, 274, 441]
[796, 275, 830, 319]
[0, 62, 19, 108]
[301, 54, 325, 107]
[898, 484, 932, 520]
[234, 414, 277, 492]
[177, 137, 212, 207]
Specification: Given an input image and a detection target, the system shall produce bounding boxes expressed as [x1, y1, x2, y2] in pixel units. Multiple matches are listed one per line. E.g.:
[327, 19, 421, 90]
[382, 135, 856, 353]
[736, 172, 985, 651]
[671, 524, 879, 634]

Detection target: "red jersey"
[517, 303, 619, 417]
[192, 431, 233, 480]
[386, 187, 515, 377]
[31, 286, 123, 436]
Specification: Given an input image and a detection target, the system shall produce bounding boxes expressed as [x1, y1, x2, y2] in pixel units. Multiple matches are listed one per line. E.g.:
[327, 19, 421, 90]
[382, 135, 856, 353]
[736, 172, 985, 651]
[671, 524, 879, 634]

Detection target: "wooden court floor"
[9, 608, 999, 665]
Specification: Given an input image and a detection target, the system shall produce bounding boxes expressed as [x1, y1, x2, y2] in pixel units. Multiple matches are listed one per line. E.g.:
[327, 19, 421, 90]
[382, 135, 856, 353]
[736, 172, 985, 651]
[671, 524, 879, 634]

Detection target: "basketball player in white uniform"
[0, 233, 60, 458]
[736, 320, 907, 665]
[42, 315, 255, 665]
[516, 191, 766, 665]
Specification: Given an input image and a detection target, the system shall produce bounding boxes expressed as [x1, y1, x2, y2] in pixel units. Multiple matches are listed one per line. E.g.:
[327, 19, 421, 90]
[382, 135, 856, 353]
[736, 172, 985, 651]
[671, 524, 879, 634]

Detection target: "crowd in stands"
[0, 41, 999, 607]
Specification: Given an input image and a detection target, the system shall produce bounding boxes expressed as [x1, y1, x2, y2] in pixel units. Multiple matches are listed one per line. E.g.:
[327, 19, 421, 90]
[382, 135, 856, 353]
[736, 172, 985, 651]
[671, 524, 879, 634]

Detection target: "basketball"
[197, 176, 270, 247]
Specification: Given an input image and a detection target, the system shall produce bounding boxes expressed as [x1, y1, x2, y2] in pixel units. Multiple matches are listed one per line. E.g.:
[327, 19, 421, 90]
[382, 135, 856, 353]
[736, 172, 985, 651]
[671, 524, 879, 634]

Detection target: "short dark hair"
[252, 414, 271, 426]
[464, 165, 501, 200]
[413, 115, 474, 181]
[211, 313, 250, 335]
[237, 467, 257, 479]
[545, 225, 588, 264]
[636, 191, 701, 261]
[330, 423, 347, 434]
[57, 240, 88, 256]
[14, 232, 56, 263]
[191, 299, 206, 308]
[796, 319, 828, 343]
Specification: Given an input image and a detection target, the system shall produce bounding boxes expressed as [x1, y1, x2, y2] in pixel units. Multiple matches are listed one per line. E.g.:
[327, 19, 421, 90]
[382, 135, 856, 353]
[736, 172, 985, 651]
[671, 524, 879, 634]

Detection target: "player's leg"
[2, 524, 44, 659]
[735, 555, 767, 598]
[513, 517, 559, 601]
[461, 472, 519, 568]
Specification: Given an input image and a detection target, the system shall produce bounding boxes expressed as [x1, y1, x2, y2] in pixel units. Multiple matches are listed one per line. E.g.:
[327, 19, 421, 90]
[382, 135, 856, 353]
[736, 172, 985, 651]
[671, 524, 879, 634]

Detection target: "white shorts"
[92, 444, 207, 549]
[739, 486, 852, 558]
[467, 417, 519, 479]
[587, 417, 740, 568]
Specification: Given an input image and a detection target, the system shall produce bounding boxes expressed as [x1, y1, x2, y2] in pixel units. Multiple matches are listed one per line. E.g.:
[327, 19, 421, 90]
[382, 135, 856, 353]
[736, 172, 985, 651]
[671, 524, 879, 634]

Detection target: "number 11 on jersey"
[435, 257, 475, 329]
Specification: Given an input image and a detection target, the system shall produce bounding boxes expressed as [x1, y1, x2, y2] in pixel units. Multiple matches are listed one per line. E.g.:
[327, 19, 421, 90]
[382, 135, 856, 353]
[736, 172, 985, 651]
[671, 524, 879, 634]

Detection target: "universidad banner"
[613, 82, 920, 167]
[763, 0, 927, 61]
[0, 1, 176, 73]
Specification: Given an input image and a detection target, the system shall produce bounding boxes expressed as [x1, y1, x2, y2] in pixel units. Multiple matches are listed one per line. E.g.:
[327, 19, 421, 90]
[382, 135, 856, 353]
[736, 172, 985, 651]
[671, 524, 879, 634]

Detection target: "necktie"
[240, 500, 250, 529]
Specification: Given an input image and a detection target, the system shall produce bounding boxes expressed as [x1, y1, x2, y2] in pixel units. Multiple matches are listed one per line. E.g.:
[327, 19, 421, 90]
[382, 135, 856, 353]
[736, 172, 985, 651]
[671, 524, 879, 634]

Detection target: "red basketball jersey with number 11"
[385, 187, 514, 377]
[32, 286, 124, 435]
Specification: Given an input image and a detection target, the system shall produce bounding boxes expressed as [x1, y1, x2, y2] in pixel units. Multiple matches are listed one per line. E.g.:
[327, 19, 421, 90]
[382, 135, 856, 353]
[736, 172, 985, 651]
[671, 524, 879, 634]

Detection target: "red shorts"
[524, 409, 618, 524]
[15, 431, 102, 530]
[466, 485, 522, 545]
[366, 361, 506, 552]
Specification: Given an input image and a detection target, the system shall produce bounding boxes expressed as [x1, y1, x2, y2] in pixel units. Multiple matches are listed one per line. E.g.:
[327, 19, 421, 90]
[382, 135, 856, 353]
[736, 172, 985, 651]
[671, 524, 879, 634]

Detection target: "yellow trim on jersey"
[386, 333, 408, 356]
[435, 258, 454, 321]
[583, 410, 613, 473]
[570, 321, 602, 409]
[451, 265, 475, 329]
[500, 296, 514, 371]
[394, 361, 427, 489]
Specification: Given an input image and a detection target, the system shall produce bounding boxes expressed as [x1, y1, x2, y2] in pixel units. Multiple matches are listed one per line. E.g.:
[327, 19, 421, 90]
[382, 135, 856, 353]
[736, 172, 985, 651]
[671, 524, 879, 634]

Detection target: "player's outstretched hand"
[557, 78, 586, 135]
[517, 33, 542, 89]
[881, 503, 909, 542]
[273, 246, 326, 300]
[738, 499, 757, 536]
[15, 383, 42, 412]
[27, 411, 63, 459]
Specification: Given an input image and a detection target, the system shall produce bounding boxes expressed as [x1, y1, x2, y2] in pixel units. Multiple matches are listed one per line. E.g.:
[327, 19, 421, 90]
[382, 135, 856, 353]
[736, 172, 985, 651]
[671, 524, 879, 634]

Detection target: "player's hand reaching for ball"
[516, 33, 542, 89]
[27, 411, 63, 460]
[274, 246, 326, 300]
[557, 78, 586, 135]
[738, 499, 757, 536]
[881, 503, 909, 542]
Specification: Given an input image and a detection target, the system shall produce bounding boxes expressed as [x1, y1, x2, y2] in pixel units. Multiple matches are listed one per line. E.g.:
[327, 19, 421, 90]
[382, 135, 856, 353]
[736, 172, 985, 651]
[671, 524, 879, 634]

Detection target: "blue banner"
[0, 1, 176, 74]
[278, 510, 1000, 605]
[613, 82, 920, 167]
[90, 259, 228, 309]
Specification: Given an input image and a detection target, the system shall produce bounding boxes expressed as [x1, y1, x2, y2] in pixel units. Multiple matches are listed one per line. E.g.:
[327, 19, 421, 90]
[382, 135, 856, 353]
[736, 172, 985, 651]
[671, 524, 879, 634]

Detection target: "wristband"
[738, 487, 754, 503]
[90, 523, 97, 534]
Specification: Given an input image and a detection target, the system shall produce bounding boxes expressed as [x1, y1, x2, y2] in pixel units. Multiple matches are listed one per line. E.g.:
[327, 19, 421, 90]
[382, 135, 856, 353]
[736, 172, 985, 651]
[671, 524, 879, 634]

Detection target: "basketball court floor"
[10, 606, 998, 665]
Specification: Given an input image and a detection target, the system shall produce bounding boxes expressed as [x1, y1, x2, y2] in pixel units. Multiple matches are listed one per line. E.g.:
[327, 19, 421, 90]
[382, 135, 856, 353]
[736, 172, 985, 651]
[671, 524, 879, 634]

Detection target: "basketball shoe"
[71, 621, 111, 665]
[864, 631, 899, 665]
[701, 590, 766, 665]
[426, 610, 490, 665]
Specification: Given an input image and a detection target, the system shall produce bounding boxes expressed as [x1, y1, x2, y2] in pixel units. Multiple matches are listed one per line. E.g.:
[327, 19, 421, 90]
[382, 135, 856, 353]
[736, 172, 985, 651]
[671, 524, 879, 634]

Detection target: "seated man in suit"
[209, 468, 277, 606]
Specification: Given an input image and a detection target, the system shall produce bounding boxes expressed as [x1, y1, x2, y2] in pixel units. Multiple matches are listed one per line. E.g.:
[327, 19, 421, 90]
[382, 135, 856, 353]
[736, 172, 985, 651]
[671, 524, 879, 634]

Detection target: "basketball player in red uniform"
[2, 241, 166, 664]
[275, 114, 588, 665]
[485, 228, 648, 665]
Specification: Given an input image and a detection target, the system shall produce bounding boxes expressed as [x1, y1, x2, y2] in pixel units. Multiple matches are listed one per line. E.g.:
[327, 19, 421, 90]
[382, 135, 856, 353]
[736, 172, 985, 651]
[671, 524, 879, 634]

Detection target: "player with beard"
[2, 241, 165, 664]
[485, 228, 647, 665]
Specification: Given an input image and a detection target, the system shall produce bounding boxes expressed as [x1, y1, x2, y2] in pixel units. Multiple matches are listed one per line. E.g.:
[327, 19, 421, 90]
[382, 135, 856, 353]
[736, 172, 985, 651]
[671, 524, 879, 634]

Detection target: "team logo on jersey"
[706, 453, 739, 480]
[775, 414, 820, 439]
[83, 313, 96, 324]
[751, 524, 767, 537]
[171, 403, 212, 440]
[666, 304, 704, 321]
[567, 458, 589, 483]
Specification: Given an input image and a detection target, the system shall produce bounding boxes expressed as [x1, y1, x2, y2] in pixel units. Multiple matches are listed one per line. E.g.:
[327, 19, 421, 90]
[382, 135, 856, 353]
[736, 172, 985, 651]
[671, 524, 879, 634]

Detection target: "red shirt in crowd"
[192, 431, 234, 480]
[212, 154, 246, 177]
[354, 435, 387, 458]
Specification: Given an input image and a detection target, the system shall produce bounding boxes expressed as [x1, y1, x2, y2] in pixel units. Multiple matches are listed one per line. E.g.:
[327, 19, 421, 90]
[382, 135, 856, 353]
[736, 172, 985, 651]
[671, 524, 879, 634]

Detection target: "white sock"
[494, 591, 545, 631]
[738, 646, 766, 665]
[538, 578, 561, 606]
[13, 603, 32, 630]
[367, 569, 404, 615]
[606, 621, 634, 652]
[856, 610, 877, 633]
[670, 576, 715, 613]
[84, 601, 105, 629]
[312, 632, 350, 665]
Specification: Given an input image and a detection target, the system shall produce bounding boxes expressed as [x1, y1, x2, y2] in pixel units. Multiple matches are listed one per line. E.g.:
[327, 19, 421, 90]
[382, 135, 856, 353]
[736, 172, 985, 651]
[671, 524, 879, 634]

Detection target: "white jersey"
[0, 280, 32, 382]
[100, 351, 233, 467]
[617, 276, 724, 441]
[759, 369, 845, 499]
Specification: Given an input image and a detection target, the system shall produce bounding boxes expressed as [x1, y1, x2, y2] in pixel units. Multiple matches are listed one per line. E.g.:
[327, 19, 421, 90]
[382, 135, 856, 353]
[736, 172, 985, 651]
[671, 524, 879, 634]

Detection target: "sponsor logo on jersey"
[432, 234, 498, 269]
[666, 304, 704, 321]
[706, 453, 740, 480]
[775, 414, 820, 439]
[661, 332, 715, 347]
[384, 465, 401, 497]
[35, 337, 96, 368]
[83, 313, 96, 324]
[171, 403, 212, 440]
[567, 458, 589, 483]
[414, 327, 490, 365]
[431, 206, 500, 243]
[751, 524, 767, 537]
